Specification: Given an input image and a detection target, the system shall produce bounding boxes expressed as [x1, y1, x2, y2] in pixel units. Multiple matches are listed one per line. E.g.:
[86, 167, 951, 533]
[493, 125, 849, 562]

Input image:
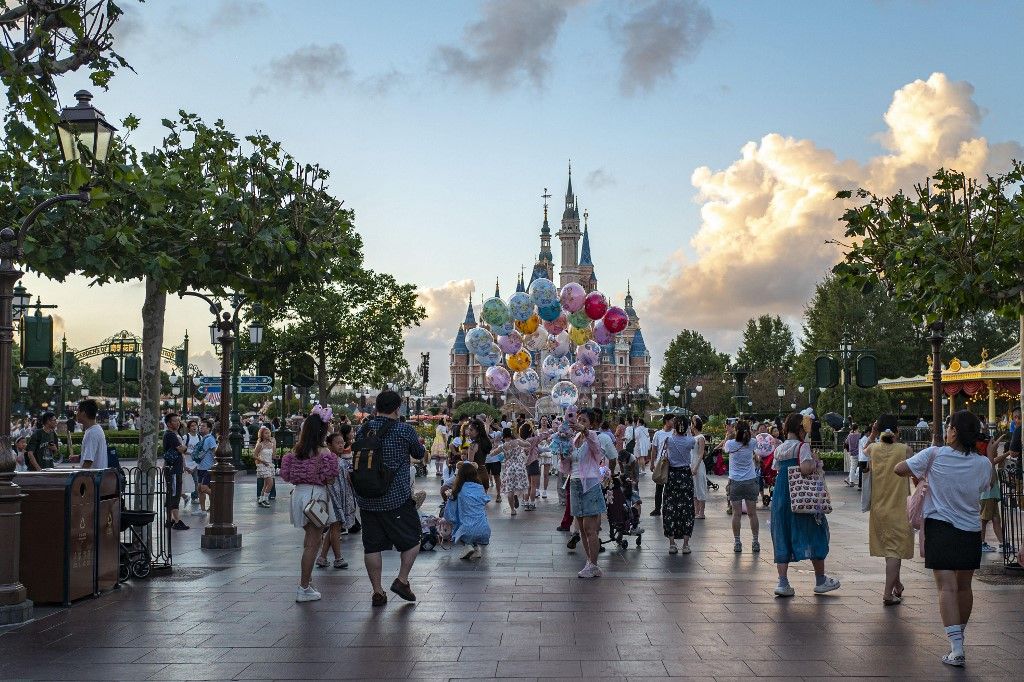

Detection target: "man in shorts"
[354, 391, 426, 608]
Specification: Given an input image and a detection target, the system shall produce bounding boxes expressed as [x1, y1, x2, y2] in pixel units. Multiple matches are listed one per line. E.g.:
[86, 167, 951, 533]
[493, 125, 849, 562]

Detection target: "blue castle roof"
[463, 299, 476, 325]
[452, 327, 468, 355]
[580, 225, 592, 265]
[630, 330, 649, 358]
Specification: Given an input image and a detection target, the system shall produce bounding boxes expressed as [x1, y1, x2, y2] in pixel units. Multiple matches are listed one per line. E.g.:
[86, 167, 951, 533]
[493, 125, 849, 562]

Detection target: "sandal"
[882, 595, 902, 606]
[893, 582, 904, 599]
[315, 556, 328, 568]
[333, 558, 348, 569]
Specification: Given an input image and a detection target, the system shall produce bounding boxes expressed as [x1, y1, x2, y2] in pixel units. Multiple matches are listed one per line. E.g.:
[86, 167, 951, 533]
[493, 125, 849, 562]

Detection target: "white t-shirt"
[634, 426, 651, 455]
[183, 432, 202, 471]
[906, 445, 993, 532]
[652, 429, 672, 462]
[596, 431, 618, 462]
[80, 424, 108, 469]
[724, 439, 757, 481]
[858, 435, 871, 462]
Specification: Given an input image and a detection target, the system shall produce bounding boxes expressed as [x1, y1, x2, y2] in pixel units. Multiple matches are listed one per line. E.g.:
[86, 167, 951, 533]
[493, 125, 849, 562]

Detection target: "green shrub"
[453, 401, 501, 421]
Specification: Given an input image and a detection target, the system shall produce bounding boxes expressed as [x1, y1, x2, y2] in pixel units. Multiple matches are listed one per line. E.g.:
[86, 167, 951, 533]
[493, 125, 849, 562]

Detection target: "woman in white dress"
[430, 417, 450, 476]
[690, 415, 708, 519]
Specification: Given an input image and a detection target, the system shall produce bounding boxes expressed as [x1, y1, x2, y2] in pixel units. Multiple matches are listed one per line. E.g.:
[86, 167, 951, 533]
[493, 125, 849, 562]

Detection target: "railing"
[120, 465, 172, 571]
[999, 467, 1023, 572]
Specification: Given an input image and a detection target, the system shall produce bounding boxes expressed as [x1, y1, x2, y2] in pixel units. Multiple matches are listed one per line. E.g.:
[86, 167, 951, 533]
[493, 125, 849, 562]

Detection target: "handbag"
[652, 443, 669, 485]
[860, 471, 871, 512]
[906, 449, 936, 530]
[303, 493, 330, 529]
[787, 444, 832, 514]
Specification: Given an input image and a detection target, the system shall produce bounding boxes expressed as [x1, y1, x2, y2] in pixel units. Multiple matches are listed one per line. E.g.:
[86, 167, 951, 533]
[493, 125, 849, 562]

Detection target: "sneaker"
[598, 545, 606, 553]
[556, 525, 571, 532]
[332, 558, 348, 569]
[371, 591, 387, 607]
[567, 532, 581, 550]
[813, 577, 841, 594]
[734, 540, 742, 553]
[315, 556, 328, 568]
[774, 583, 795, 597]
[258, 500, 270, 508]
[461, 545, 477, 561]
[390, 578, 416, 602]
[591, 564, 602, 577]
[541, 491, 547, 499]
[472, 546, 484, 560]
[577, 563, 599, 579]
[172, 520, 190, 530]
[941, 652, 965, 667]
[295, 585, 321, 603]
[752, 540, 761, 553]
[680, 545, 691, 554]
[164, 520, 174, 529]
[649, 509, 661, 517]
[981, 542, 997, 553]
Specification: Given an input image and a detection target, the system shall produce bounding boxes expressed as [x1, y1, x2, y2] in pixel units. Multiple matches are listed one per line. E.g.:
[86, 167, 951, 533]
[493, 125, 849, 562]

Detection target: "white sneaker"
[813, 577, 841, 594]
[461, 545, 477, 560]
[472, 546, 484, 560]
[541, 491, 547, 499]
[591, 564, 602, 577]
[295, 585, 321, 602]
[577, 563, 598, 579]
[774, 584, 795, 597]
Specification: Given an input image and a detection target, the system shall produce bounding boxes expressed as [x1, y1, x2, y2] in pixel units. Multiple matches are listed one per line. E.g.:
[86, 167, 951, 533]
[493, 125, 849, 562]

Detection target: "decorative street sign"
[201, 385, 221, 393]
[238, 376, 273, 386]
[238, 385, 271, 394]
[198, 376, 221, 385]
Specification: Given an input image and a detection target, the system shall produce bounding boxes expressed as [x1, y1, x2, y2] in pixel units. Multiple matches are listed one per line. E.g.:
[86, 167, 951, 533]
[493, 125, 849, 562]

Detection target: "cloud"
[362, 68, 407, 98]
[210, 0, 268, 28]
[403, 279, 476, 393]
[256, 44, 352, 97]
[586, 168, 616, 189]
[112, 1, 145, 45]
[436, 0, 585, 90]
[640, 73, 1024, 358]
[613, 0, 713, 95]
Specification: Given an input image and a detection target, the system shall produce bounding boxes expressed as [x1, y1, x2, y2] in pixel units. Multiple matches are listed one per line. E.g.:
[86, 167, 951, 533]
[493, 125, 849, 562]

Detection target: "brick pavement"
[1, 471, 1021, 680]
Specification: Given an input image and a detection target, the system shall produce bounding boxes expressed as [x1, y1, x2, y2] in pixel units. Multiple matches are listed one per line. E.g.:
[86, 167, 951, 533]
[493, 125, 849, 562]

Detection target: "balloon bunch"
[463, 278, 629, 408]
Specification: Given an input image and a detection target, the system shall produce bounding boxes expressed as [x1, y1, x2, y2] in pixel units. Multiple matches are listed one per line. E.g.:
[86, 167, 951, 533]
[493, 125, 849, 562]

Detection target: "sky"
[33, 0, 1024, 392]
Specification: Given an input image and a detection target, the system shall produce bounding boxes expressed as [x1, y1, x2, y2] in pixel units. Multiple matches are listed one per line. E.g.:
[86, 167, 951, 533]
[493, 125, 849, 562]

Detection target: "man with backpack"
[351, 390, 425, 608]
[191, 420, 217, 517]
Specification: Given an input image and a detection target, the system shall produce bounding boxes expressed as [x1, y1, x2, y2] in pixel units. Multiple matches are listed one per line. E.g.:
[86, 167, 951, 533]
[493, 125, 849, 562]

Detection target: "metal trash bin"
[95, 469, 121, 593]
[16, 470, 96, 605]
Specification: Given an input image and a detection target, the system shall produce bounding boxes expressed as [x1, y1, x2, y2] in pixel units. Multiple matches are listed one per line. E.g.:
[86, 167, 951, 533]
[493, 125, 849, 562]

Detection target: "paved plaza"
[1, 472, 1021, 681]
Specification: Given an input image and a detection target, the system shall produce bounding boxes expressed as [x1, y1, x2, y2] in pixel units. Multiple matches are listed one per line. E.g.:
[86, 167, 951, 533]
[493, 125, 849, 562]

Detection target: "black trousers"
[653, 483, 664, 512]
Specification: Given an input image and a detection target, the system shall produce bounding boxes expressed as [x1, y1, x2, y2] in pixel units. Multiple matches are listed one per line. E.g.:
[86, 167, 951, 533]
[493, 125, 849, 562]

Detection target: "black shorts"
[486, 462, 502, 476]
[361, 499, 421, 554]
[526, 460, 541, 477]
[197, 470, 211, 487]
[164, 471, 182, 510]
[924, 518, 982, 571]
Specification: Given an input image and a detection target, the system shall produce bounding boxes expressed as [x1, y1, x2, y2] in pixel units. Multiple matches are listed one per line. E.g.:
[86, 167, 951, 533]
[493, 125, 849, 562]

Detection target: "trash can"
[16, 470, 97, 606]
[94, 468, 121, 594]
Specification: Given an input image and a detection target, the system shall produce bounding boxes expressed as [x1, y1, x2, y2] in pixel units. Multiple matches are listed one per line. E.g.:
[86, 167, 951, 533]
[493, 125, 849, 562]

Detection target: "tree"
[735, 315, 796, 372]
[658, 329, 729, 396]
[267, 269, 425, 405]
[816, 385, 892, 428]
[834, 165, 1024, 441]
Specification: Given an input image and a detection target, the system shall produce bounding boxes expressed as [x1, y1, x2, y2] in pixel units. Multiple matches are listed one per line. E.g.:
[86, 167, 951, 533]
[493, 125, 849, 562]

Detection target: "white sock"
[945, 624, 964, 656]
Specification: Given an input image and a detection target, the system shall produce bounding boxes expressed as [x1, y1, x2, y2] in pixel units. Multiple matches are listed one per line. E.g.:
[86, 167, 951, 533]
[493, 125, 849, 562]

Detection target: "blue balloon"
[538, 302, 562, 322]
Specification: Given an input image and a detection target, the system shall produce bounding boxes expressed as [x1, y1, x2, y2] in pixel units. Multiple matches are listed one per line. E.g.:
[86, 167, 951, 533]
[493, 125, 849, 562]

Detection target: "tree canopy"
[734, 314, 796, 372]
[658, 329, 729, 396]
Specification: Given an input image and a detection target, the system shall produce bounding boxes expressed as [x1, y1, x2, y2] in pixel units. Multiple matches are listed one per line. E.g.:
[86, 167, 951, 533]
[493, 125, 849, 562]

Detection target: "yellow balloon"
[568, 325, 592, 345]
[506, 350, 531, 372]
[515, 313, 540, 335]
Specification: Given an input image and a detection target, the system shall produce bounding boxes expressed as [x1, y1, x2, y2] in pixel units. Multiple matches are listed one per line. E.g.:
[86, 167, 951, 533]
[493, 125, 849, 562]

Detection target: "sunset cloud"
[640, 73, 1023, 357]
[403, 279, 476, 393]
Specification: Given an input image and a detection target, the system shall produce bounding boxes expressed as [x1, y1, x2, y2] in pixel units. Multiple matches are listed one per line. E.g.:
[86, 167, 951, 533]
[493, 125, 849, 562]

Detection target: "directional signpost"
[199, 375, 272, 395]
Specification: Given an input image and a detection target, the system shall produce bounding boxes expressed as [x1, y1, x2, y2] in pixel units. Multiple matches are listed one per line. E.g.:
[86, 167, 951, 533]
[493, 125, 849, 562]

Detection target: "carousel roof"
[878, 344, 1021, 391]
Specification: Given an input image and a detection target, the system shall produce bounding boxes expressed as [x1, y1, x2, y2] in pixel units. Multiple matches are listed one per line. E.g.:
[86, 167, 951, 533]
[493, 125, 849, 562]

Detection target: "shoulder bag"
[652, 441, 669, 485]
[788, 443, 833, 515]
[906, 449, 936, 530]
[303, 494, 330, 529]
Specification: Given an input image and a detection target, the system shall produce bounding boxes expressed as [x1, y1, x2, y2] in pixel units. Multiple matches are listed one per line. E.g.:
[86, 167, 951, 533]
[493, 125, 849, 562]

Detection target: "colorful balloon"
[543, 312, 568, 336]
[481, 297, 510, 327]
[491, 320, 515, 337]
[592, 319, 614, 345]
[559, 282, 586, 313]
[465, 327, 494, 355]
[567, 309, 590, 328]
[513, 368, 541, 394]
[496, 330, 523, 355]
[569, 361, 596, 388]
[528, 277, 558, 307]
[546, 330, 571, 357]
[568, 324, 592, 345]
[542, 354, 571, 381]
[583, 291, 608, 320]
[486, 365, 511, 392]
[603, 306, 628, 334]
[537, 301, 562, 322]
[476, 343, 502, 367]
[576, 340, 601, 367]
[523, 328, 549, 352]
[551, 380, 580, 409]
[514, 312, 540, 335]
[508, 291, 535, 322]
[506, 350, 531, 372]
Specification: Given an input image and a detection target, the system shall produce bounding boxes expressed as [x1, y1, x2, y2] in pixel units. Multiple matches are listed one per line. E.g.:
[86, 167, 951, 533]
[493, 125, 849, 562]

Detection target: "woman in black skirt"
[659, 416, 696, 554]
[896, 410, 994, 668]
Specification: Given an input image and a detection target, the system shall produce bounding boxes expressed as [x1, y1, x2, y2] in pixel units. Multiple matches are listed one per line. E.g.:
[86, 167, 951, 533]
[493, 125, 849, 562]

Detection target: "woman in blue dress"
[444, 462, 491, 560]
[770, 412, 840, 597]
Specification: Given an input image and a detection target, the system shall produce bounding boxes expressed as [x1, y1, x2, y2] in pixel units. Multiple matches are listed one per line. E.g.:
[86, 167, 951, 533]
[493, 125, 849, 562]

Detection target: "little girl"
[444, 462, 491, 560]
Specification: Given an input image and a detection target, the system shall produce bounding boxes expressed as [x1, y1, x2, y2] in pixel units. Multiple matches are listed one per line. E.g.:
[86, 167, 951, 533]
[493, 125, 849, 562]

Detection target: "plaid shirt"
[354, 416, 425, 512]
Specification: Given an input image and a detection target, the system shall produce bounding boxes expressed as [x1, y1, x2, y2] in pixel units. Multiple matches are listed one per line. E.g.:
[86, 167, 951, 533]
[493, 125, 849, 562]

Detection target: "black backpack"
[351, 420, 396, 498]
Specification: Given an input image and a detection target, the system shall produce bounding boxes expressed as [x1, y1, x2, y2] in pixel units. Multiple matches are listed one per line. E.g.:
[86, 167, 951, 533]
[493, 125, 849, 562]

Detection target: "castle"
[449, 166, 651, 407]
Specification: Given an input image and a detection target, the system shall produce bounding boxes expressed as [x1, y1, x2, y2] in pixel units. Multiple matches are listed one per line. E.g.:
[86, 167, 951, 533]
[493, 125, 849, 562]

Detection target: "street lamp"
[45, 374, 55, 387]
[18, 371, 28, 391]
[169, 371, 179, 386]
[776, 384, 785, 415]
[71, 377, 82, 388]
[80, 388, 88, 397]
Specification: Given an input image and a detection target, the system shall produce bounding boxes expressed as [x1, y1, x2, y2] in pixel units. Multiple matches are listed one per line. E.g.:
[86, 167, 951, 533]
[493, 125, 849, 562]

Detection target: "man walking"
[192, 420, 217, 516]
[843, 423, 861, 488]
[77, 399, 108, 469]
[353, 390, 425, 607]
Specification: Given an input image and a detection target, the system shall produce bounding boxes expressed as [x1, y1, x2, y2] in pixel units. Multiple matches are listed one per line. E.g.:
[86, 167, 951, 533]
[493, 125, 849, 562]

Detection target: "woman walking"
[538, 416, 553, 499]
[254, 426, 277, 508]
[864, 414, 913, 604]
[690, 416, 708, 519]
[280, 409, 338, 603]
[430, 416, 450, 476]
[444, 462, 491, 560]
[770, 412, 840, 597]
[568, 409, 607, 578]
[661, 416, 696, 554]
[494, 426, 528, 514]
[318, 426, 357, 569]
[724, 420, 760, 552]
[895, 410, 993, 667]
[465, 419, 497, 497]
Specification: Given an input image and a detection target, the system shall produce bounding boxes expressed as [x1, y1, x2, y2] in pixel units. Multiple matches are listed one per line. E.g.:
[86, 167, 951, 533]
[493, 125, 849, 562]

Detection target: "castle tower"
[449, 296, 477, 399]
[578, 210, 598, 293]
[530, 188, 556, 285]
[556, 163, 581, 288]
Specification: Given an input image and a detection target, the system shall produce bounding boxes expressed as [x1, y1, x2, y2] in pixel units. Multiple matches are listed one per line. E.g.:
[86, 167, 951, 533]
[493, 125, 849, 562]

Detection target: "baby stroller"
[602, 474, 644, 549]
[759, 451, 777, 507]
[703, 444, 722, 492]
[119, 509, 156, 582]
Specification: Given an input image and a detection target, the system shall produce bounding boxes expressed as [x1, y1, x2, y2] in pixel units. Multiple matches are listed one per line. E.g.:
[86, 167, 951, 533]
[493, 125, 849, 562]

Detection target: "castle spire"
[464, 296, 476, 326]
[580, 210, 592, 265]
[562, 161, 578, 220]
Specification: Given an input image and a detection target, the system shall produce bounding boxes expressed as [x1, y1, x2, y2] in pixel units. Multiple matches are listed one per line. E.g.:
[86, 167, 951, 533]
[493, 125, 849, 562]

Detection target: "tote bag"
[906, 450, 936, 530]
[787, 443, 832, 515]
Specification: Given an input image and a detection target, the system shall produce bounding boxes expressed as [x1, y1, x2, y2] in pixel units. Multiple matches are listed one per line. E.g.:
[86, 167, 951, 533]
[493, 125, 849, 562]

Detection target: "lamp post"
[0, 90, 115, 626]
[182, 292, 262, 550]
[776, 384, 785, 417]
[17, 370, 28, 416]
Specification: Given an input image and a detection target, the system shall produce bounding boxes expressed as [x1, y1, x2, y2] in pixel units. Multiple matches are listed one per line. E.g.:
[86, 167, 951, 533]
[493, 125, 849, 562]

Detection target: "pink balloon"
[603, 306, 628, 334]
[485, 365, 511, 392]
[496, 330, 523, 355]
[592, 319, 613, 345]
[559, 282, 586, 313]
[583, 291, 608, 321]
[543, 313, 568, 336]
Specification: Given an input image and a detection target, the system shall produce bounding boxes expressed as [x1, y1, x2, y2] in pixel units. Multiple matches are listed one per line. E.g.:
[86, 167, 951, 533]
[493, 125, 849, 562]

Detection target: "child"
[549, 419, 574, 508]
[444, 462, 491, 560]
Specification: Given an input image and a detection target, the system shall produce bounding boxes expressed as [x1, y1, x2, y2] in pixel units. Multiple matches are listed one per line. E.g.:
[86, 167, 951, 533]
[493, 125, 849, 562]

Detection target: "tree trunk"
[1019, 295, 1023, 427]
[317, 352, 329, 405]
[139, 277, 166, 470]
[928, 321, 945, 446]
